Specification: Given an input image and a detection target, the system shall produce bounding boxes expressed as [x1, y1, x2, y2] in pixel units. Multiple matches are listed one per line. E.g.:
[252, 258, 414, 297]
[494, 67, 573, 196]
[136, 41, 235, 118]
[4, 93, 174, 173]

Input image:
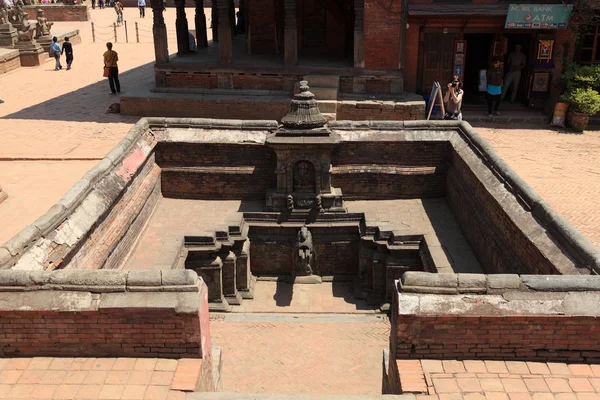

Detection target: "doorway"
[463, 33, 494, 104]
[299, 0, 354, 59]
[502, 33, 533, 106]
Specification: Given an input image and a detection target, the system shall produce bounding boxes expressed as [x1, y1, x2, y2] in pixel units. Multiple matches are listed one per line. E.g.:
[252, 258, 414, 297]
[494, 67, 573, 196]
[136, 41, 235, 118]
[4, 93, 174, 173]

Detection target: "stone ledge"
[0, 269, 201, 293]
[399, 272, 600, 294]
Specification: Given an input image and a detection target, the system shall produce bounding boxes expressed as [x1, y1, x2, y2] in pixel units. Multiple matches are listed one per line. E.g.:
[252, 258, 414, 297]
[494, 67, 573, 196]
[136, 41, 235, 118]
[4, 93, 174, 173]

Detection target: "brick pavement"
[0, 356, 200, 399]
[397, 359, 600, 400]
[473, 124, 600, 249]
[210, 314, 390, 395]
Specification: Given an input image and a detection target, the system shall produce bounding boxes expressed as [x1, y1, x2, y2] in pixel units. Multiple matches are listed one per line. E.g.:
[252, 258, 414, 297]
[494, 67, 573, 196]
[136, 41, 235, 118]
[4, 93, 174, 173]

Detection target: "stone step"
[317, 100, 338, 113]
[304, 74, 340, 88]
[187, 393, 415, 400]
[310, 86, 339, 101]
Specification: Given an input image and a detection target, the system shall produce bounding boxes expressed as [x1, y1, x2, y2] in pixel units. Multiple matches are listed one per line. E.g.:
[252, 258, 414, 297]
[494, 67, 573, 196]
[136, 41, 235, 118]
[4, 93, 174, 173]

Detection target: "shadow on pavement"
[2, 60, 155, 124]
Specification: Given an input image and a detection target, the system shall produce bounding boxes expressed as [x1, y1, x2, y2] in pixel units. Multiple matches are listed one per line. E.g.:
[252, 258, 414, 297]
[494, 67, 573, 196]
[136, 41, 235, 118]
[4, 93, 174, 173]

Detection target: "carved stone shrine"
[265, 81, 344, 213]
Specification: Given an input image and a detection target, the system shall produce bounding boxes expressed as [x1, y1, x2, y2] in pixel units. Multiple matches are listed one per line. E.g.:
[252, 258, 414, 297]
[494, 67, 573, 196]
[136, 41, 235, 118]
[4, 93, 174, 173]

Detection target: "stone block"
[2, 224, 41, 256]
[48, 270, 127, 291]
[0, 270, 34, 286]
[127, 270, 161, 287]
[0, 247, 12, 268]
[99, 291, 201, 314]
[458, 273, 487, 293]
[487, 274, 522, 290]
[162, 270, 199, 286]
[401, 271, 458, 288]
[32, 204, 67, 235]
[522, 275, 600, 292]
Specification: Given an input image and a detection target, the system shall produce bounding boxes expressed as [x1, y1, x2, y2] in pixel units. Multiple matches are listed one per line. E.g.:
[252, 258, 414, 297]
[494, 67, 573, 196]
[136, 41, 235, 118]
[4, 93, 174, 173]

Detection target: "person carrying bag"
[103, 42, 121, 94]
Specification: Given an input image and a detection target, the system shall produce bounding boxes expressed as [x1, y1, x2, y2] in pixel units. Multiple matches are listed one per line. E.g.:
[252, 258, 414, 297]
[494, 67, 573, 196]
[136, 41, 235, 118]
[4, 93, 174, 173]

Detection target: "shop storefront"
[405, 3, 574, 109]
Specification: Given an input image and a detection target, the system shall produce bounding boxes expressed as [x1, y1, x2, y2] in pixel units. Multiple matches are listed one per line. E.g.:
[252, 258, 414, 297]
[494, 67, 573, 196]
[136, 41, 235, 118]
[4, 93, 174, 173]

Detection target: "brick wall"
[336, 100, 425, 120]
[165, 73, 218, 89]
[392, 292, 600, 363]
[0, 51, 21, 74]
[0, 271, 212, 361]
[156, 142, 277, 200]
[364, 0, 401, 69]
[331, 141, 449, 199]
[248, 226, 360, 275]
[446, 146, 562, 275]
[120, 95, 290, 120]
[24, 5, 90, 21]
[248, 0, 277, 54]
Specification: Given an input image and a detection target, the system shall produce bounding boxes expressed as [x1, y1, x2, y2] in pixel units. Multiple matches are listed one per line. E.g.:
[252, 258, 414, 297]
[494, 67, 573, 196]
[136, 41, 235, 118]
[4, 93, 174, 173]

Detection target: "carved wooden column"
[354, 0, 365, 68]
[211, 0, 218, 42]
[217, 0, 232, 63]
[284, 0, 297, 66]
[151, 0, 169, 63]
[174, 0, 190, 55]
[194, 0, 208, 47]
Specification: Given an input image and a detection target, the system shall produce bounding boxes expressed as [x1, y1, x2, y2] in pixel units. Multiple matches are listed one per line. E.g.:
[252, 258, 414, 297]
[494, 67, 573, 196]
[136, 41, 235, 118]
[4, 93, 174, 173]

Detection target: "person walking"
[61, 36, 73, 70]
[138, 0, 145, 17]
[98, 0, 104, 9]
[91, 0, 95, 9]
[501, 44, 526, 104]
[103, 42, 120, 95]
[114, 0, 123, 26]
[50, 36, 62, 71]
[486, 57, 504, 117]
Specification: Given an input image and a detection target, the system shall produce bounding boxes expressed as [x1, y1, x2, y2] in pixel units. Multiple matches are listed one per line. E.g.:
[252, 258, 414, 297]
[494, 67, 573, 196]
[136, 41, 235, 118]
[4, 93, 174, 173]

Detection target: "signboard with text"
[505, 4, 573, 29]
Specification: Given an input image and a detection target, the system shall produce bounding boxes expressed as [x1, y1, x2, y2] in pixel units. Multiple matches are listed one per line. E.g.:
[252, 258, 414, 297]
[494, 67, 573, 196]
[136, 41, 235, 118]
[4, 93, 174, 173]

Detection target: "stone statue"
[294, 226, 314, 276]
[11, 0, 30, 29]
[293, 160, 315, 193]
[35, 8, 52, 38]
[17, 24, 35, 41]
[0, 4, 9, 26]
[286, 194, 294, 211]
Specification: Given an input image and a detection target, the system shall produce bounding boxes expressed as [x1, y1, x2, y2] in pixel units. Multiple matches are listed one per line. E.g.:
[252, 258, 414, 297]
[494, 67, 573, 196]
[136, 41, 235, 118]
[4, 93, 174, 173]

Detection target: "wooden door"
[423, 33, 458, 89]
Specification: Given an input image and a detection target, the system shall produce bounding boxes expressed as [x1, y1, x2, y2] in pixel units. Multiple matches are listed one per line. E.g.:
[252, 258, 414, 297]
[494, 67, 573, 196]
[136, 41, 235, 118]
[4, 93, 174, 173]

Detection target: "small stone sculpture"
[0, 4, 9, 26]
[294, 226, 314, 276]
[315, 194, 324, 213]
[11, 0, 30, 29]
[35, 9, 52, 38]
[17, 24, 35, 42]
[286, 194, 294, 211]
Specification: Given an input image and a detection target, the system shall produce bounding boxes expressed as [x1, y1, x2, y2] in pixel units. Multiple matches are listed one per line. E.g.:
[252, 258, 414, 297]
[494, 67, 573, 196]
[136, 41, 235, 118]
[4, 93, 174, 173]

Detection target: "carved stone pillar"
[354, 0, 365, 68]
[216, 0, 232, 63]
[174, 0, 190, 55]
[194, 0, 208, 47]
[284, 0, 297, 66]
[151, 0, 169, 63]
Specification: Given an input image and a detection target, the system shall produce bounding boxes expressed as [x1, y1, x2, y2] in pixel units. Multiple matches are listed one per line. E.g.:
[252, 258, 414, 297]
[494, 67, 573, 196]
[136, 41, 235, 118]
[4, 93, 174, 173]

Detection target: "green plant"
[559, 64, 600, 93]
[560, 87, 600, 114]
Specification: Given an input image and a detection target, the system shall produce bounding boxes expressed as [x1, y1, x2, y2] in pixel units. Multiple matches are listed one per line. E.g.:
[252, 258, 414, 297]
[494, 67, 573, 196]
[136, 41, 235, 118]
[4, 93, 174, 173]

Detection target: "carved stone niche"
[265, 142, 344, 212]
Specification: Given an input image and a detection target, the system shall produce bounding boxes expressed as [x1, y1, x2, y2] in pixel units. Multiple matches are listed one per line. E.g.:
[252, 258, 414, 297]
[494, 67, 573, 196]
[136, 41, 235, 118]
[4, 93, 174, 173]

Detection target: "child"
[61, 36, 73, 70]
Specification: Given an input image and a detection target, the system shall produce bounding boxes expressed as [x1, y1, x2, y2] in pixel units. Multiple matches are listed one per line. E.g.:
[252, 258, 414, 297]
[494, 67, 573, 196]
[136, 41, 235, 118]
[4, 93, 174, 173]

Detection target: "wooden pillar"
[229, 0, 235, 36]
[174, 0, 190, 55]
[194, 0, 208, 47]
[284, 0, 297, 66]
[151, 0, 169, 63]
[354, 0, 365, 68]
[211, 0, 218, 42]
[217, 0, 232, 63]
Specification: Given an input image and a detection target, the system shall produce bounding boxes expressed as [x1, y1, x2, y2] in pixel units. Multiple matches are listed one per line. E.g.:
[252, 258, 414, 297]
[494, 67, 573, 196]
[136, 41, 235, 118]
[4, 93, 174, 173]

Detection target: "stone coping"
[0, 269, 200, 292]
[1, 118, 598, 275]
[400, 271, 600, 294]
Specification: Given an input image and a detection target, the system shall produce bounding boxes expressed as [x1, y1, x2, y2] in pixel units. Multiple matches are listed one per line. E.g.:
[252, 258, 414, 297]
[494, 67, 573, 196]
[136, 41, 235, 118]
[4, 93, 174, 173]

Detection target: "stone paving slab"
[0, 356, 195, 399]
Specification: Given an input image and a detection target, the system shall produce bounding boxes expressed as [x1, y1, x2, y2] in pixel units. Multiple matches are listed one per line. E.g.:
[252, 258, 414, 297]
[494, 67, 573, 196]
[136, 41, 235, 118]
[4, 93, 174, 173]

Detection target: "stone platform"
[0, 48, 20, 74]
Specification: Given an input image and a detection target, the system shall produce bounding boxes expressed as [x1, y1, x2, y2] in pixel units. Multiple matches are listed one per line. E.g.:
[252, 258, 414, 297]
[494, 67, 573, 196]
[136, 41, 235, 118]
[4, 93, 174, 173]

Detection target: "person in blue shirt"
[138, 0, 145, 18]
[50, 36, 62, 71]
[486, 57, 504, 117]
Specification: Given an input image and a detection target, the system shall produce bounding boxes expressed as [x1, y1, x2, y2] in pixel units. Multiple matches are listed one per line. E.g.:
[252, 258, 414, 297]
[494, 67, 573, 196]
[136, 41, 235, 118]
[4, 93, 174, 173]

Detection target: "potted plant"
[560, 87, 600, 131]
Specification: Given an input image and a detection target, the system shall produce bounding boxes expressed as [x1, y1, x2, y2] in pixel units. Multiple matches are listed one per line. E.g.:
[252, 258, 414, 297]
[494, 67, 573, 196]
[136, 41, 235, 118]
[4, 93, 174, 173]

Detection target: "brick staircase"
[304, 74, 340, 115]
